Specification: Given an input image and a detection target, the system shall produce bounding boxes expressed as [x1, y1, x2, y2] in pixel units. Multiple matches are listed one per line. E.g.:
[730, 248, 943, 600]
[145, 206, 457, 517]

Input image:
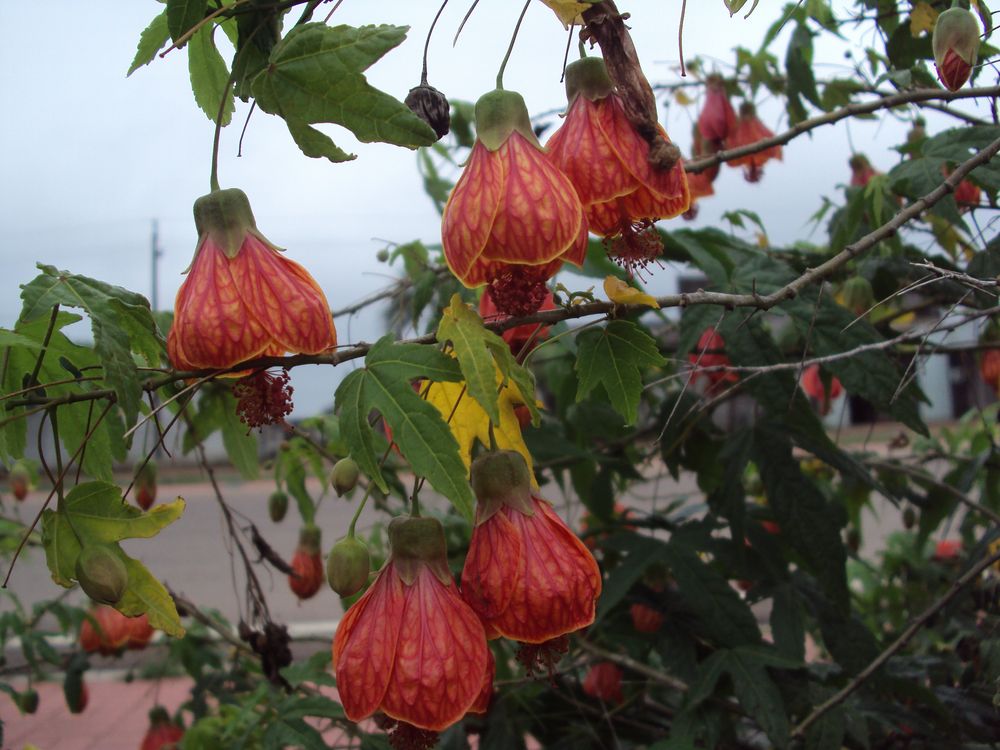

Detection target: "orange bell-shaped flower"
[168, 189, 336, 371]
[547, 58, 690, 276]
[725, 102, 782, 183]
[333, 516, 489, 733]
[442, 90, 587, 317]
[800, 364, 843, 416]
[461, 450, 602, 644]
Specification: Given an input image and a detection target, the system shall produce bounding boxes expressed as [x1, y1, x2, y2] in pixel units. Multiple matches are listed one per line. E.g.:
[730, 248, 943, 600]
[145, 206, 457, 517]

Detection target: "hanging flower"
[800, 364, 843, 416]
[333, 516, 489, 733]
[725, 102, 782, 183]
[289, 525, 324, 601]
[479, 288, 557, 356]
[849, 154, 879, 187]
[442, 90, 587, 317]
[582, 662, 624, 704]
[547, 58, 690, 277]
[932, 4, 980, 91]
[461, 450, 602, 644]
[629, 602, 664, 634]
[689, 329, 738, 387]
[980, 348, 1000, 393]
[682, 169, 716, 222]
[168, 189, 336, 371]
[944, 165, 982, 209]
[697, 75, 737, 144]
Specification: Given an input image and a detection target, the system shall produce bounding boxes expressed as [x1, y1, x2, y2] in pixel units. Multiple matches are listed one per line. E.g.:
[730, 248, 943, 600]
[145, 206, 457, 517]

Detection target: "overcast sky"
[0, 1, 988, 416]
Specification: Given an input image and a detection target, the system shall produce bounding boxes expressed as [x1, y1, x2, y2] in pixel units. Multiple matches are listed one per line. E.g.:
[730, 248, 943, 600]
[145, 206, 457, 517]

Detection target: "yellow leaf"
[603, 276, 660, 308]
[539, 0, 592, 27]
[674, 90, 693, 106]
[910, 2, 939, 36]
[425, 373, 537, 484]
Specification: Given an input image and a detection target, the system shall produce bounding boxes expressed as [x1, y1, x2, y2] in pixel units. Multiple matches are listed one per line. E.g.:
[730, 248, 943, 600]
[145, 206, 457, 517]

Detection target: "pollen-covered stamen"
[387, 721, 439, 750]
[744, 164, 764, 183]
[516, 634, 570, 682]
[487, 266, 549, 318]
[233, 369, 294, 430]
[607, 215, 664, 281]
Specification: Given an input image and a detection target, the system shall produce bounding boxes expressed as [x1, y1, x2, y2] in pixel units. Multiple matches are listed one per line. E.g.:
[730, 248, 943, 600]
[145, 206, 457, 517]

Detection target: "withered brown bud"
[405, 83, 451, 140]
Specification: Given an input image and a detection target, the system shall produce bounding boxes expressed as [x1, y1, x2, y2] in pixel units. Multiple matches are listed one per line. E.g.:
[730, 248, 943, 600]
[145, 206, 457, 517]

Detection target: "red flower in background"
[140, 707, 184, 750]
[289, 526, 324, 601]
[79, 606, 154, 656]
[442, 90, 587, 317]
[849, 154, 879, 187]
[461, 451, 602, 644]
[689, 329, 738, 386]
[333, 516, 489, 733]
[933, 539, 963, 562]
[582, 662, 624, 704]
[800, 364, 843, 416]
[479, 288, 556, 356]
[725, 102, 782, 183]
[980, 348, 1000, 393]
[547, 58, 689, 277]
[629, 603, 664, 634]
[698, 75, 737, 144]
[168, 188, 336, 371]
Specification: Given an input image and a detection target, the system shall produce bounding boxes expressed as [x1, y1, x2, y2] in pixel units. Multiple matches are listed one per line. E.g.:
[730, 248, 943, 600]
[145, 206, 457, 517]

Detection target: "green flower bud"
[75, 545, 128, 605]
[268, 491, 289, 523]
[326, 536, 371, 597]
[331, 457, 360, 498]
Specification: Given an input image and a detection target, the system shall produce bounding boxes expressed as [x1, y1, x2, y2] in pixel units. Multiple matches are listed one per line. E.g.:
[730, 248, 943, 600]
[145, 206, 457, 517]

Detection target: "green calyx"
[470, 450, 535, 524]
[298, 524, 322, 554]
[388, 515, 451, 586]
[75, 545, 128, 605]
[192, 188, 259, 259]
[564, 57, 614, 105]
[474, 89, 539, 152]
[933, 6, 980, 67]
[327, 536, 371, 597]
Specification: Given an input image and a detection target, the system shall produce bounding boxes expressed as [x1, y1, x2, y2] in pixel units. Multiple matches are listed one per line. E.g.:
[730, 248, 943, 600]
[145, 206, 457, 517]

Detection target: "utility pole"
[151, 219, 162, 312]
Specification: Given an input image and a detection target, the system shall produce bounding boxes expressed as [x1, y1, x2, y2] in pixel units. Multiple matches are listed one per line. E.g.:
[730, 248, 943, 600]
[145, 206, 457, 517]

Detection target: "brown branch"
[168, 589, 255, 656]
[791, 544, 1000, 738]
[687, 86, 1000, 174]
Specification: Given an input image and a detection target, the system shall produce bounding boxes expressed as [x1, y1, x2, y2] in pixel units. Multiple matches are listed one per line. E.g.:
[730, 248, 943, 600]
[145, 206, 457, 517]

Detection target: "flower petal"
[169, 237, 273, 369]
[381, 566, 488, 731]
[442, 141, 505, 285]
[332, 564, 406, 723]
[481, 133, 587, 268]
[547, 97, 634, 206]
[227, 233, 337, 355]
[491, 498, 602, 643]
[461, 508, 524, 621]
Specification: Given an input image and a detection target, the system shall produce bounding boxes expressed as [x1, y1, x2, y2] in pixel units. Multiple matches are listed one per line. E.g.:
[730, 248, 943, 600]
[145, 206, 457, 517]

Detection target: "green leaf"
[727, 650, 790, 748]
[220, 407, 259, 480]
[19, 265, 163, 428]
[662, 544, 762, 647]
[128, 11, 171, 75]
[805, 707, 846, 750]
[39, 482, 186, 636]
[252, 23, 437, 149]
[114, 546, 185, 637]
[597, 533, 670, 620]
[262, 717, 328, 750]
[436, 294, 540, 427]
[58, 482, 185, 543]
[575, 321, 665, 424]
[334, 336, 472, 519]
[787, 288, 927, 435]
[188, 24, 234, 126]
[753, 425, 849, 611]
[770, 584, 806, 662]
[166, 0, 207, 44]
[286, 120, 357, 163]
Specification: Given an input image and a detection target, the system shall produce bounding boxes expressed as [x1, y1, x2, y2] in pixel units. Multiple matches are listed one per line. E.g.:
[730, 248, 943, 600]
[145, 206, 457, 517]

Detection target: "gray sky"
[0, 1, 983, 416]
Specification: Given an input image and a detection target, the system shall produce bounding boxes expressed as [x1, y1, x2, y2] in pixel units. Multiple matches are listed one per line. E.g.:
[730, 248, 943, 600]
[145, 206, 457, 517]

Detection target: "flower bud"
[134, 461, 157, 511]
[933, 5, 980, 91]
[405, 83, 451, 140]
[18, 688, 39, 714]
[839, 276, 874, 316]
[75, 545, 128, 605]
[326, 536, 371, 597]
[331, 457, 360, 497]
[268, 490, 288, 523]
[10, 460, 31, 501]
